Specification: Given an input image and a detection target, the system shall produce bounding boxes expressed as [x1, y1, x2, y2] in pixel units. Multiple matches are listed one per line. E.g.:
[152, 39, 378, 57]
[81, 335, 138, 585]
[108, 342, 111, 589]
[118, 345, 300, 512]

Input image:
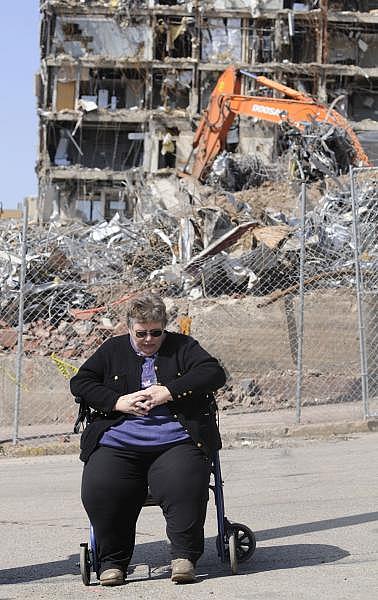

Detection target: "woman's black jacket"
[70, 332, 226, 462]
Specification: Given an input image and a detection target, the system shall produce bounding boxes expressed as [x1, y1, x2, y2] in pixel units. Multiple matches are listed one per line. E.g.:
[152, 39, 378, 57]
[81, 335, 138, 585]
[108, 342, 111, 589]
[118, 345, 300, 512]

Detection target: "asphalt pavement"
[0, 432, 377, 599]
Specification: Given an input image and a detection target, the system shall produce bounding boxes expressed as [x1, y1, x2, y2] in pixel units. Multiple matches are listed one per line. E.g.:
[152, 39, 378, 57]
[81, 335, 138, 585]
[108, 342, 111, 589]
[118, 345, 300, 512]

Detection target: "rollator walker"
[74, 397, 256, 585]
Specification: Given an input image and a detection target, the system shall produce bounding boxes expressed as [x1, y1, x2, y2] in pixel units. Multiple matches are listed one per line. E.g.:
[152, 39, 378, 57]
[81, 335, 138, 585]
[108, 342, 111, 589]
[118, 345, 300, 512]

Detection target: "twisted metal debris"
[1, 162, 377, 357]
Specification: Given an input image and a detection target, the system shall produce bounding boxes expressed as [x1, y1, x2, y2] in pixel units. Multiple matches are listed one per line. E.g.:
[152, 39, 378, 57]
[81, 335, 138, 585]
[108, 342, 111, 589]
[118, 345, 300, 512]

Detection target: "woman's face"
[129, 320, 165, 356]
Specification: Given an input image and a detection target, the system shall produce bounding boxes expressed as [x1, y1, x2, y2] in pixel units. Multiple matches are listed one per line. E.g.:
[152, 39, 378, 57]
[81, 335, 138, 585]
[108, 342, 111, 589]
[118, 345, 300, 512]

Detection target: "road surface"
[1, 433, 377, 599]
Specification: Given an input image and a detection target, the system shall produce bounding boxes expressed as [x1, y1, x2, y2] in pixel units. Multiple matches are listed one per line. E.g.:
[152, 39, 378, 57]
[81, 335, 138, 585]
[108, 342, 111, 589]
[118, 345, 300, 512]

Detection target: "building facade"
[37, 0, 378, 221]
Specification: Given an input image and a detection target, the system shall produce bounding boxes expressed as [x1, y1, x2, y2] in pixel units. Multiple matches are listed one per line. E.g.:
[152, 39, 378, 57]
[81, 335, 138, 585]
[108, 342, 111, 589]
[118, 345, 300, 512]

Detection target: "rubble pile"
[1, 165, 377, 357]
[0, 215, 176, 355]
[216, 368, 362, 412]
[301, 177, 378, 278]
[206, 120, 359, 194]
[206, 152, 278, 191]
[278, 121, 358, 180]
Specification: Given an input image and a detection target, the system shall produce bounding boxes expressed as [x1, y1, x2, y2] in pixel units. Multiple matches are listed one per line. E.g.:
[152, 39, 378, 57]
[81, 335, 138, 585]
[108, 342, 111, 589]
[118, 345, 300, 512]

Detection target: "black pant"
[81, 442, 211, 574]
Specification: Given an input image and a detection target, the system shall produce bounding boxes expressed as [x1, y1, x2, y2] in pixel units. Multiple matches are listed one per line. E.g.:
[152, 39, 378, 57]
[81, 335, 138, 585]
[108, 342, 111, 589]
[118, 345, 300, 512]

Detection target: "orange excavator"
[189, 66, 370, 182]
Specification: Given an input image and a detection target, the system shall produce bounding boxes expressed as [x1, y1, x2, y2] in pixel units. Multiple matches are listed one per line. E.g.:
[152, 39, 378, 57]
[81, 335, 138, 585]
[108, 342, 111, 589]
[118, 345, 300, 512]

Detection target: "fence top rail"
[350, 166, 378, 173]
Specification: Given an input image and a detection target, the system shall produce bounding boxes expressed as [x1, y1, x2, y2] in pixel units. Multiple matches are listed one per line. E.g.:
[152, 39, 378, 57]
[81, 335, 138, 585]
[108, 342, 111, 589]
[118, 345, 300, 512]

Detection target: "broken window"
[152, 70, 192, 110]
[291, 23, 317, 63]
[44, 66, 55, 109]
[53, 16, 149, 60]
[201, 18, 242, 63]
[350, 79, 378, 121]
[47, 123, 145, 171]
[104, 189, 132, 220]
[327, 1, 370, 10]
[325, 75, 378, 122]
[154, 16, 194, 60]
[76, 193, 104, 223]
[79, 68, 146, 109]
[248, 20, 275, 63]
[75, 182, 134, 223]
[250, 16, 316, 64]
[328, 30, 357, 65]
[358, 31, 378, 67]
[199, 71, 223, 111]
[328, 23, 378, 68]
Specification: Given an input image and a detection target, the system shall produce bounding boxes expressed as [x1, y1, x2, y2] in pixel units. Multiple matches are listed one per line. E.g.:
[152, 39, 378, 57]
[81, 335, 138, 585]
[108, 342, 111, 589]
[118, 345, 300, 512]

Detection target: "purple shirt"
[99, 340, 189, 450]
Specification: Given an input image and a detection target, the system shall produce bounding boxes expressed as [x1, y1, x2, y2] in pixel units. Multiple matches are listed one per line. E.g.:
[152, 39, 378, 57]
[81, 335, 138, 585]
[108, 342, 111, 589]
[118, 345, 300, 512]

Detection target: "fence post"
[12, 199, 29, 444]
[350, 166, 369, 419]
[295, 182, 306, 424]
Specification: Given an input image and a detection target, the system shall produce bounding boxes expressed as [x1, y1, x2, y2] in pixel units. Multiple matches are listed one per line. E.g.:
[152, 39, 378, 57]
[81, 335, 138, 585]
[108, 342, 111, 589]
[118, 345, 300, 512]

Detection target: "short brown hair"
[126, 292, 167, 328]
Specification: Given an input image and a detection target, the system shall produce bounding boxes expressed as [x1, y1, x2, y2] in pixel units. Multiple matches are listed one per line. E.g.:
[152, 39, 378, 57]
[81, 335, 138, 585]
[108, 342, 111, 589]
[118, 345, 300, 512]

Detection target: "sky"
[0, 1, 40, 209]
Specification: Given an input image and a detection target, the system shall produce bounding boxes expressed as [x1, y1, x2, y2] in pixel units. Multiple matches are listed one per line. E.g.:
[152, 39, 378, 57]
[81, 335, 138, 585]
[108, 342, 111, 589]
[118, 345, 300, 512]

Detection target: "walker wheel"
[228, 530, 238, 575]
[227, 523, 256, 566]
[80, 543, 91, 586]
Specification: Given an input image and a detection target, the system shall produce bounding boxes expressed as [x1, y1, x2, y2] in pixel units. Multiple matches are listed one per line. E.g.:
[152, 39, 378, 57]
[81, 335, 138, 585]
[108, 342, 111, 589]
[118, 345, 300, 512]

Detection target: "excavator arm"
[191, 66, 370, 181]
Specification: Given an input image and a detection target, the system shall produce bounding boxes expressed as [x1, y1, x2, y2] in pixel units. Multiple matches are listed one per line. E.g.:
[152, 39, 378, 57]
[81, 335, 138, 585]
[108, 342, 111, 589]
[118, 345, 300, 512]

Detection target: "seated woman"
[70, 291, 226, 586]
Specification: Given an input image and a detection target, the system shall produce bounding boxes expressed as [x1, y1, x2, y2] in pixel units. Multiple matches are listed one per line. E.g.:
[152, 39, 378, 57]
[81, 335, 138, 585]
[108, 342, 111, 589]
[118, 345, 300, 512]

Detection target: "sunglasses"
[134, 329, 164, 339]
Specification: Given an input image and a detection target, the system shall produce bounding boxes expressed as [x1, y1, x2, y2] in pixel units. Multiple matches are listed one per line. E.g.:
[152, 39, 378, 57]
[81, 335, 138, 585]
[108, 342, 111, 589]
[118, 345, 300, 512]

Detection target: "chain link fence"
[0, 169, 377, 445]
[351, 167, 378, 418]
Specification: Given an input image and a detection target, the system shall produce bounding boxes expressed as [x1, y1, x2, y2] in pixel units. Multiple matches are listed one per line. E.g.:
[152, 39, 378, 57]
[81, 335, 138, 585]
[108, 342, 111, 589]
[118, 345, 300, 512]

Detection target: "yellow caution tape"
[0, 364, 29, 392]
[178, 315, 192, 336]
[50, 352, 79, 379]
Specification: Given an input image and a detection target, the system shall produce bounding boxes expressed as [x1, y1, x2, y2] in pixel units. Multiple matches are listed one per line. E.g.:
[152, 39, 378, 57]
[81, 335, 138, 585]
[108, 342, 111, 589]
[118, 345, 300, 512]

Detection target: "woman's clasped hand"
[114, 385, 172, 415]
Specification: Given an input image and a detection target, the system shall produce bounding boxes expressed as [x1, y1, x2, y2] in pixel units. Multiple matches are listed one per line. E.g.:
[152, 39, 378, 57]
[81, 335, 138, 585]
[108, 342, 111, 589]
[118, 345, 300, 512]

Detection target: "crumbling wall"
[53, 16, 150, 60]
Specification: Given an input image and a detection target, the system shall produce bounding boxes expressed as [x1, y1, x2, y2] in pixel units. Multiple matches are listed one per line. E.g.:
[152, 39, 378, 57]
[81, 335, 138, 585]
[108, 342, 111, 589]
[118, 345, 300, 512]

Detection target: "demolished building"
[37, 0, 378, 222]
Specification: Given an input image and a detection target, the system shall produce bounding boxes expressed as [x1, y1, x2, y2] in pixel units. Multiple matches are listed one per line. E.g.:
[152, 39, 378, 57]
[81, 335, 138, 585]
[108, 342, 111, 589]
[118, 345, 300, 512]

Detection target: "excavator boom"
[191, 66, 370, 181]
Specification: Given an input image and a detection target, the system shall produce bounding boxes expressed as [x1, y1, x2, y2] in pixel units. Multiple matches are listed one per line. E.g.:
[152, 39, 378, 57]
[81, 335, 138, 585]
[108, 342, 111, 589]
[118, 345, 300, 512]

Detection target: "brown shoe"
[171, 558, 195, 584]
[99, 568, 125, 586]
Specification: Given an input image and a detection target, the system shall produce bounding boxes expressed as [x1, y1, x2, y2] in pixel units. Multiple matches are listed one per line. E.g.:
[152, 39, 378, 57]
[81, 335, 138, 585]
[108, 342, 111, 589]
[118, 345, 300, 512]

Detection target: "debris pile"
[206, 152, 278, 191]
[1, 164, 377, 357]
[205, 120, 360, 192]
[216, 368, 363, 413]
[278, 120, 358, 180]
